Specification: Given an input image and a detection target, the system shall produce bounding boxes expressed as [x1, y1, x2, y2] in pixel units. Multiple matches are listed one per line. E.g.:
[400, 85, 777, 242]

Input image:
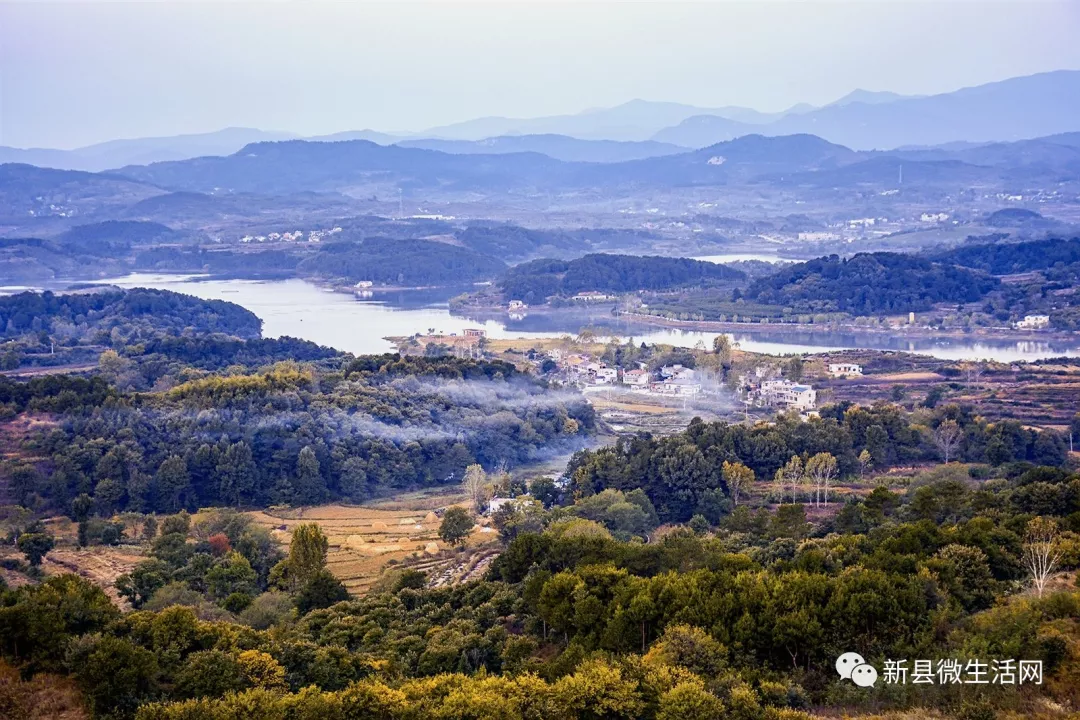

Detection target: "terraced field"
[248, 490, 501, 595]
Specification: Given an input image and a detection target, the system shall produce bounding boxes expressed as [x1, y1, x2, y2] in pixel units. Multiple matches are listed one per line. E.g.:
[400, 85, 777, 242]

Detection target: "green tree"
[174, 649, 245, 699]
[217, 441, 256, 507]
[205, 552, 258, 599]
[865, 424, 890, 466]
[155, 455, 191, 513]
[439, 506, 474, 547]
[16, 531, 54, 567]
[786, 354, 804, 382]
[296, 568, 349, 613]
[286, 523, 329, 588]
[116, 559, 172, 608]
[68, 634, 159, 719]
[293, 446, 327, 506]
[530, 476, 560, 509]
[657, 679, 726, 720]
[721, 460, 754, 506]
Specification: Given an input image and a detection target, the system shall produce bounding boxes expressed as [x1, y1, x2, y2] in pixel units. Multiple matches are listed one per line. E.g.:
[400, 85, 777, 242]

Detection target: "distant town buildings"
[571, 291, 616, 302]
[463, 328, 486, 338]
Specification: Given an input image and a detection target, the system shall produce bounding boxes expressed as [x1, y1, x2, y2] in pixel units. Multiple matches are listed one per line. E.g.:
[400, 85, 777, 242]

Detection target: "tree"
[712, 334, 733, 367]
[16, 531, 54, 566]
[775, 455, 804, 504]
[115, 559, 172, 608]
[1071, 412, 1080, 453]
[296, 568, 349, 613]
[462, 464, 491, 514]
[721, 461, 754, 507]
[865, 424, 890, 466]
[933, 420, 963, 463]
[804, 452, 838, 507]
[786, 355, 804, 382]
[1023, 516, 1063, 598]
[857, 449, 873, 480]
[293, 446, 327, 506]
[217, 441, 255, 507]
[68, 634, 159, 719]
[286, 523, 329, 589]
[530, 476, 560, 509]
[175, 649, 245, 700]
[155, 455, 191, 513]
[439, 506, 474, 547]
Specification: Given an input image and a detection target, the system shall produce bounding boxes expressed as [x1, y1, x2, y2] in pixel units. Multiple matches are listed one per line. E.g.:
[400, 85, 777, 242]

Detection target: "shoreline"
[612, 311, 1076, 343]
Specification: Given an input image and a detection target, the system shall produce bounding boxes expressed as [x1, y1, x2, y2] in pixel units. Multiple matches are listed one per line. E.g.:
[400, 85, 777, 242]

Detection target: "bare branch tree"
[1023, 516, 1063, 598]
[805, 452, 838, 507]
[775, 455, 804, 504]
[462, 464, 491, 515]
[933, 420, 964, 463]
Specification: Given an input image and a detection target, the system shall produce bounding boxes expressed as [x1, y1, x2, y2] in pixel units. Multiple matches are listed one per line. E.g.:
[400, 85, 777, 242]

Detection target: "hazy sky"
[2, 0, 1080, 149]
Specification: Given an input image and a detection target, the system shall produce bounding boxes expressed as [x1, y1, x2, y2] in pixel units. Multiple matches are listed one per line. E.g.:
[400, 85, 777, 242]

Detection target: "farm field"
[247, 489, 501, 595]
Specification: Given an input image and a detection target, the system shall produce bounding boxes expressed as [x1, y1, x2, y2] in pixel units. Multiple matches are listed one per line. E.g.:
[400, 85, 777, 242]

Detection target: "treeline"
[501, 254, 745, 304]
[744, 252, 1000, 314]
[568, 403, 1069, 521]
[0, 288, 262, 342]
[935, 237, 1080, 274]
[5, 355, 594, 513]
[3, 458, 1079, 719]
[297, 237, 507, 285]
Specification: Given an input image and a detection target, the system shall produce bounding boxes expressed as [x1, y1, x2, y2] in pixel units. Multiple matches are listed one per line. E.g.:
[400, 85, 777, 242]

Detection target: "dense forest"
[2, 353, 594, 513]
[2, 419, 1077, 719]
[296, 237, 508, 285]
[501, 254, 745, 304]
[935, 237, 1080, 274]
[0, 288, 262, 344]
[568, 402, 1069, 522]
[744, 253, 1000, 314]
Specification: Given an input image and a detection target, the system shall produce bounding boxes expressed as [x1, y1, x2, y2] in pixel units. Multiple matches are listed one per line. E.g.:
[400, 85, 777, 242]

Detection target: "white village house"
[828, 363, 863, 377]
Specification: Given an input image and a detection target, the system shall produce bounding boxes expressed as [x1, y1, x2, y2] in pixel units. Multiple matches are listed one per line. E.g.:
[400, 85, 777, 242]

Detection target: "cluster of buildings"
[736, 366, 818, 415]
[239, 227, 343, 244]
[542, 351, 707, 398]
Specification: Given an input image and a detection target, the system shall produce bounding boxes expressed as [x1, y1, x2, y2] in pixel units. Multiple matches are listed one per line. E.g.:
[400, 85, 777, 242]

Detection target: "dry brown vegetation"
[0, 660, 88, 720]
[247, 490, 500, 595]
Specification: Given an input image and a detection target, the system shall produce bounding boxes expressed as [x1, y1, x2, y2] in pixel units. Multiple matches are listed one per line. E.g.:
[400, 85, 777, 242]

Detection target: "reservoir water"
[78, 273, 1080, 363]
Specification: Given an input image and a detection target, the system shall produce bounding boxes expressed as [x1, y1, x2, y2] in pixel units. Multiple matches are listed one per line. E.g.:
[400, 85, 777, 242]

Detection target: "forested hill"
[501, 253, 744, 303]
[932, 236, 1080, 274]
[296, 237, 507, 285]
[0, 288, 262, 342]
[743, 252, 1000, 314]
[1, 354, 594, 512]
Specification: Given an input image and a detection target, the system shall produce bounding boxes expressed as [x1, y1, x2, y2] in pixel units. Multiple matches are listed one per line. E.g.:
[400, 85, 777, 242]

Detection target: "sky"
[2, 0, 1080, 149]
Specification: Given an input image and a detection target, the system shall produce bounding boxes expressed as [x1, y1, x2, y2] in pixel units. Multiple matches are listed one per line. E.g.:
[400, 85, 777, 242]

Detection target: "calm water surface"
[67, 274, 1080, 362]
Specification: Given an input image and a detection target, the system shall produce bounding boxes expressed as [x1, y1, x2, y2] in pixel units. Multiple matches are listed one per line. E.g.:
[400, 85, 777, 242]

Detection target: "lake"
[78, 274, 1080, 363]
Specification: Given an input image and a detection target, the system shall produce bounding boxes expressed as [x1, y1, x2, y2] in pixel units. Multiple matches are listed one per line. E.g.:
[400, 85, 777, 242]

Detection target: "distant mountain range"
[394, 135, 686, 163]
[87, 128, 1080, 200]
[5, 70, 1078, 172]
[655, 70, 1080, 150]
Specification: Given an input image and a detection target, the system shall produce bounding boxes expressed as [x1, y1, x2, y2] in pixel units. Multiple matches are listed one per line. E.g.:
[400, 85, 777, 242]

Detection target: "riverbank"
[613, 311, 1077, 344]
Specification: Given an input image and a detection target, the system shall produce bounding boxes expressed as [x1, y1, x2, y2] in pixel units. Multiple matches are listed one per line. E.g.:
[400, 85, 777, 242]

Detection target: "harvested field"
[0, 543, 143, 609]
[248, 494, 499, 596]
